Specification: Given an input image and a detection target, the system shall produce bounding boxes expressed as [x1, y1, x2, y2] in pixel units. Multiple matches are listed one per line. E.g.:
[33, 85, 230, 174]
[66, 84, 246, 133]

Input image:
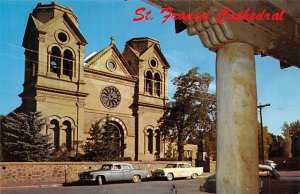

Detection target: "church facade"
[20, 3, 169, 161]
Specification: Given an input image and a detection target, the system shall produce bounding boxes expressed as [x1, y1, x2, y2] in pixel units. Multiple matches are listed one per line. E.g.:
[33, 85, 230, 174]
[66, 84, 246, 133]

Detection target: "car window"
[102, 164, 112, 170]
[166, 164, 177, 168]
[179, 164, 185, 168]
[113, 165, 121, 170]
[184, 164, 191, 168]
[121, 164, 132, 170]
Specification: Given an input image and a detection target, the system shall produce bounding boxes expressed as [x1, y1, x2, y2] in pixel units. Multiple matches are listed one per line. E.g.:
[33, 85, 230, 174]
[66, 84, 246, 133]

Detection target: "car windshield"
[101, 164, 113, 170]
[166, 164, 177, 168]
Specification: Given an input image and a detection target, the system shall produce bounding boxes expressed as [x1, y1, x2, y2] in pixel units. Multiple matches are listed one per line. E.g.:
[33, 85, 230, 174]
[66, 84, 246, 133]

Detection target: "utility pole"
[257, 103, 270, 164]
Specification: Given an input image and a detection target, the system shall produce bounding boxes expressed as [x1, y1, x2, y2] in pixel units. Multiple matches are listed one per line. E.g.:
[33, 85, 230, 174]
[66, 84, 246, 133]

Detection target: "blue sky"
[0, 0, 299, 136]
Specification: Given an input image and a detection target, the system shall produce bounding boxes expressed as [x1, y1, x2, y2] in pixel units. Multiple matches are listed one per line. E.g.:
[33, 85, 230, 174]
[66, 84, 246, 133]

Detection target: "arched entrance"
[100, 117, 126, 157]
[108, 121, 125, 157]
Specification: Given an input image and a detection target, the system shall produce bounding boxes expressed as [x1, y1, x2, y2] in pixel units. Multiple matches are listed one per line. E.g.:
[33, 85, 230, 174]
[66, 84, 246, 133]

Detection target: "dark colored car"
[78, 163, 149, 185]
[200, 165, 300, 194]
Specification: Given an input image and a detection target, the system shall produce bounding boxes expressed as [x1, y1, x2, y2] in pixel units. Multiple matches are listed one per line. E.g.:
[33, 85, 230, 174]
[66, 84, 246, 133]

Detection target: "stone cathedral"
[20, 3, 169, 161]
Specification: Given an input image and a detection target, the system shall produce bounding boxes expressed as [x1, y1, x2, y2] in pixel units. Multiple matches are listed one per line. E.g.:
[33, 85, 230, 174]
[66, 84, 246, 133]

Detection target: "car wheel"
[191, 173, 198, 179]
[166, 173, 174, 181]
[97, 176, 103, 185]
[133, 175, 141, 183]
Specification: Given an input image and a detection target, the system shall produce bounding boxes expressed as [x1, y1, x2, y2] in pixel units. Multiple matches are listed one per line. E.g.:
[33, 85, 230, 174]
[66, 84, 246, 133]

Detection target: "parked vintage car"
[200, 165, 300, 194]
[78, 163, 149, 185]
[152, 162, 203, 181]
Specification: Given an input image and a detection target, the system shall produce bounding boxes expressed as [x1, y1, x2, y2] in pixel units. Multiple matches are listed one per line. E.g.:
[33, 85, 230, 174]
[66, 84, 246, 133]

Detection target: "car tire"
[191, 173, 198, 179]
[133, 175, 141, 183]
[166, 173, 174, 181]
[97, 176, 103, 185]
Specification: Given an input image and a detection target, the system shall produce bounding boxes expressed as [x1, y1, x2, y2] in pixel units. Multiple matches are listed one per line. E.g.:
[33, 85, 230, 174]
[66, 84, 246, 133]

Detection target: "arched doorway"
[108, 121, 125, 157]
[100, 117, 126, 158]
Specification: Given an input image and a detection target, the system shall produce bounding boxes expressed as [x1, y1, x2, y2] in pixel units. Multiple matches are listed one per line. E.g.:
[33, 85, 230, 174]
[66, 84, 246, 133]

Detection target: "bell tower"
[20, 2, 87, 111]
[123, 37, 170, 160]
[19, 2, 88, 152]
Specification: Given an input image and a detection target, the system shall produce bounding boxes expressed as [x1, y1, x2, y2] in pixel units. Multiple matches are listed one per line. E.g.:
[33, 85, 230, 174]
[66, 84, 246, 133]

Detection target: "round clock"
[100, 86, 121, 108]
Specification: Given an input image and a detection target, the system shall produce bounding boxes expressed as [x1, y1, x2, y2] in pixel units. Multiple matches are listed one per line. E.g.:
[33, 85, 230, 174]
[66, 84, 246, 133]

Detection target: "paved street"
[1, 178, 207, 194]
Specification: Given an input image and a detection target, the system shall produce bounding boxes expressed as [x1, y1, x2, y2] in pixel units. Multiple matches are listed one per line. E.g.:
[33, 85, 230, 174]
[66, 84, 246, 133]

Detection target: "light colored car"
[152, 162, 203, 181]
[78, 163, 149, 185]
[200, 165, 300, 193]
[264, 160, 277, 169]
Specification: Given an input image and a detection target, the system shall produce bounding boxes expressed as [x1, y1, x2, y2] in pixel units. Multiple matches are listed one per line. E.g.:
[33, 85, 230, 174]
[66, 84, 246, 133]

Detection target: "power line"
[0, 42, 215, 92]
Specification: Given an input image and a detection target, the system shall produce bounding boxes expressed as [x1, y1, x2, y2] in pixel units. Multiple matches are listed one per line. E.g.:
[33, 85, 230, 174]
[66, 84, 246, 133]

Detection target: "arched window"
[147, 128, 153, 154]
[154, 73, 161, 97]
[62, 120, 72, 151]
[63, 49, 73, 79]
[145, 71, 153, 95]
[50, 119, 60, 150]
[50, 46, 61, 76]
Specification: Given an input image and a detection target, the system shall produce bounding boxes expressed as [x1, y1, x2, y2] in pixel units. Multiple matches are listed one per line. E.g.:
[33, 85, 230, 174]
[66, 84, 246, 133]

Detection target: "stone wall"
[0, 161, 188, 186]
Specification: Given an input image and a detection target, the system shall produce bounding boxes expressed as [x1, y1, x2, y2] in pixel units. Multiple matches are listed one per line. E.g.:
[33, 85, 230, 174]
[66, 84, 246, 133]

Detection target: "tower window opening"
[63, 49, 73, 79]
[154, 73, 161, 97]
[50, 46, 61, 76]
[145, 71, 153, 95]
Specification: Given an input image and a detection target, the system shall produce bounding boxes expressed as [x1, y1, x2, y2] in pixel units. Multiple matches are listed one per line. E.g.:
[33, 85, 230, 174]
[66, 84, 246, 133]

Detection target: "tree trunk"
[177, 129, 184, 161]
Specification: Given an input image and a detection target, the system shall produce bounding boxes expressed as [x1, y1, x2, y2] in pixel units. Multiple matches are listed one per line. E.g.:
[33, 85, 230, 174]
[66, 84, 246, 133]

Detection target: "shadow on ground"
[62, 177, 190, 187]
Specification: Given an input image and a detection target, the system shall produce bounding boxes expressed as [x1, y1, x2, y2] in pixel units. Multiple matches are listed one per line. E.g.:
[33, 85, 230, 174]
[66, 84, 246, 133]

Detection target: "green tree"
[268, 134, 284, 158]
[159, 67, 215, 161]
[283, 129, 292, 158]
[83, 115, 120, 161]
[282, 120, 300, 157]
[1, 111, 51, 162]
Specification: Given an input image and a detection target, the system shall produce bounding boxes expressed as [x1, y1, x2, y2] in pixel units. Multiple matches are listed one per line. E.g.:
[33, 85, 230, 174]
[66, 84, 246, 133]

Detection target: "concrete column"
[216, 42, 259, 194]
[153, 131, 157, 156]
[60, 53, 64, 77]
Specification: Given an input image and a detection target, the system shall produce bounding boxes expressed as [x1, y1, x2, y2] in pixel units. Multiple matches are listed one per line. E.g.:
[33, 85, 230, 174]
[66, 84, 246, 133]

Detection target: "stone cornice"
[84, 68, 137, 83]
[34, 85, 88, 97]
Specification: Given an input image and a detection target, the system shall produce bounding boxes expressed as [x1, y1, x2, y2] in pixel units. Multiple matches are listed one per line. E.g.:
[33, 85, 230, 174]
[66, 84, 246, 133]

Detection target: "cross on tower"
[110, 36, 115, 45]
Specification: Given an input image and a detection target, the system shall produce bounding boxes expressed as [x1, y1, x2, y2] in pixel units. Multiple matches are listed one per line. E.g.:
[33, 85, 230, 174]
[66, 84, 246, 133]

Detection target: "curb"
[1, 184, 62, 190]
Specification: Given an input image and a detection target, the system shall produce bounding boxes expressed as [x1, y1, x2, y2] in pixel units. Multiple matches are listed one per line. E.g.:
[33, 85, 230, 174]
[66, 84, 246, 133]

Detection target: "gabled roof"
[84, 43, 136, 79]
[128, 41, 170, 68]
[22, 14, 40, 47]
[153, 44, 170, 68]
[22, 11, 87, 48]
[63, 13, 87, 45]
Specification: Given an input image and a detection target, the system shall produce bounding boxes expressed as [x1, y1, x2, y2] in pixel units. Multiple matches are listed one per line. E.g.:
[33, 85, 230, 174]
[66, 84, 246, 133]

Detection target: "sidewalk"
[1, 183, 62, 190]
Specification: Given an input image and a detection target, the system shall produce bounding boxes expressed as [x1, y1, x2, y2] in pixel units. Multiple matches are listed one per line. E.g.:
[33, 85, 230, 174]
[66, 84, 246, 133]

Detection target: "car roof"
[264, 159, 274, 162]
[168, 163, 190, 165]
[102, 163, 132, 166]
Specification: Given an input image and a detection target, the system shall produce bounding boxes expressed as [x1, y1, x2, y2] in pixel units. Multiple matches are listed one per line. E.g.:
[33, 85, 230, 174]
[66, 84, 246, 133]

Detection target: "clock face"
[100, 86, 121, 108]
